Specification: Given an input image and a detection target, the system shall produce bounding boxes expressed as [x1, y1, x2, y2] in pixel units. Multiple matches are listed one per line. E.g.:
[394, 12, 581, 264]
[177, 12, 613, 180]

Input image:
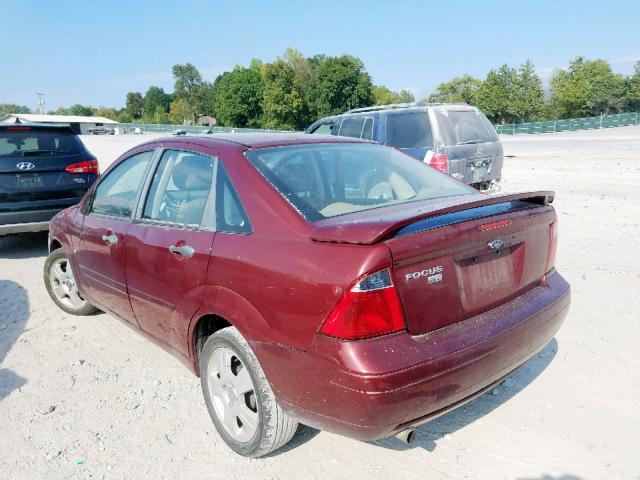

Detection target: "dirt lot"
[1, 127, 639, 479]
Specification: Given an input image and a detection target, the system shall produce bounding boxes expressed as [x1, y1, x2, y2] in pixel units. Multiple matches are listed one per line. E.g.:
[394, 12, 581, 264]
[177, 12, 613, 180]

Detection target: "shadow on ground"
[0, 279, 29, 401]
[373, 338, 559, 452]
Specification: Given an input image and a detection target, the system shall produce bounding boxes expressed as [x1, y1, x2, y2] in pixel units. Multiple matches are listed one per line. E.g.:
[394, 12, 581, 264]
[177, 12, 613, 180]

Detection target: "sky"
[1, 0, 639, 111]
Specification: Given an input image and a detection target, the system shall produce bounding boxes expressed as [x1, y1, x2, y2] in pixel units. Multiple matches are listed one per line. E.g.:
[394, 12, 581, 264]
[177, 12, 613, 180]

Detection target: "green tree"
[260, 59, 303, 130]
[172, 64, 214, 118]
[69, 104, 95, 116]
[551, 57, 626, 118]
[259, 48, 315, 130]
[308, 55, 374, 117]
[427, 75, 481, 104]
[625, 61, 640, 111]
[0, 104, 30, 116]
[48, 107, 71, 115]
[125, 92, 144, 119]
[373, 86, 415, 105]
[212, 67, 263, 127]
[474, 65, 518, 123]
[169, 98, 196, 124]
[172, 63, 203, 99]
[513, 60, 545, 122]
[143, 86, 172, 116]
[93, 106, 119, 120]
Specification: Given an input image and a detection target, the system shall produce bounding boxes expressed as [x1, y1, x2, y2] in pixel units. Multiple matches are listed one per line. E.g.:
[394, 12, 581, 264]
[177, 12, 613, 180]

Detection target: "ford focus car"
[44, 133, 570, 457]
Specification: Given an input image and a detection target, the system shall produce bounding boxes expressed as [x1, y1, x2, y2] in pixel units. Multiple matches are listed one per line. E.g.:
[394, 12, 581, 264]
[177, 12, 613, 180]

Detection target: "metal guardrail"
[494, 112, 640, 135]
[117, 123, 291, 135]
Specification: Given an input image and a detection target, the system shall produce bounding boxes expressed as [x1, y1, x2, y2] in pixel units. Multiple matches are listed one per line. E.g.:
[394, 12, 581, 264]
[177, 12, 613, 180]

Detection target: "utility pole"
[36, 93, 45, 115]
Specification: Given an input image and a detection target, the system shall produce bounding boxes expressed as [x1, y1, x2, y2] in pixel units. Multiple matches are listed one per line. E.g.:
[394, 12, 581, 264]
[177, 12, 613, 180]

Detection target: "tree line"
[2, 51, 639, 128]
[429, 57, 640, 124]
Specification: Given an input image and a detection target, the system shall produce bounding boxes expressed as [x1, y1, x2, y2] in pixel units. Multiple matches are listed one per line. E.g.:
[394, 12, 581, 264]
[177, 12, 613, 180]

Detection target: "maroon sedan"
[44, 133, 570, 457]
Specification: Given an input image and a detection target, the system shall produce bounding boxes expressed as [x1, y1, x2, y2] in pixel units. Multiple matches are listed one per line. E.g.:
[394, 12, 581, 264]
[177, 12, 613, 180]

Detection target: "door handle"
[102, 233, 118, 246]
[169, 244, 195, 258]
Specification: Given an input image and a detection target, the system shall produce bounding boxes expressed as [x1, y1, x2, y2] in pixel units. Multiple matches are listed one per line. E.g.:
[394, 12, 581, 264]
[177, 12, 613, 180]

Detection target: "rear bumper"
[0, 220, 51, 235]
[0, 199, 81, 235]
[253, 270, 570, 441]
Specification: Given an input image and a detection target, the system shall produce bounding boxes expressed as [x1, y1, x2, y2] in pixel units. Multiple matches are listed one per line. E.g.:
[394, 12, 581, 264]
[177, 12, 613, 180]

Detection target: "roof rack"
[346, 102, 470, 114]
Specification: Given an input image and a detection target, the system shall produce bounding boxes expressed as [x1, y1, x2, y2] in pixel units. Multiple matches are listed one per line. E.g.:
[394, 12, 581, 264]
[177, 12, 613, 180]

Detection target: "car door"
[75, 149, 155, 322]
[124, 148, 216, 351]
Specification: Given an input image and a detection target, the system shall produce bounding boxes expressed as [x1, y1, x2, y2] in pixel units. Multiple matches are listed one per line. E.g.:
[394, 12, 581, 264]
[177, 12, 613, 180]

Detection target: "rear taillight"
[65, 160, 99, 175]
[427, 147, 448, 173]
[546, 220, 558, 272]
[8, 126, 32, 131]
[319, 268, 406, 340]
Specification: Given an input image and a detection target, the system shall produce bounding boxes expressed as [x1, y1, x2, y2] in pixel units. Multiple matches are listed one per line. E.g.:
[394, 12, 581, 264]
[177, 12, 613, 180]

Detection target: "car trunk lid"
[386, 199, 556, 335]
[310, 191, 556, 336]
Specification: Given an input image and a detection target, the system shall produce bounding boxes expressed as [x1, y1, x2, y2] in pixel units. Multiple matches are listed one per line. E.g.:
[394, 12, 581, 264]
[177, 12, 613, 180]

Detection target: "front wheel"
[200, 327, 299, 457]
[43, 248, 98, 316]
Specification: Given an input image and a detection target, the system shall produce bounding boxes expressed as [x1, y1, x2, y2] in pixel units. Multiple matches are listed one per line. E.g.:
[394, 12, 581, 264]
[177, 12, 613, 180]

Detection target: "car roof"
[155, 132, 369, 149]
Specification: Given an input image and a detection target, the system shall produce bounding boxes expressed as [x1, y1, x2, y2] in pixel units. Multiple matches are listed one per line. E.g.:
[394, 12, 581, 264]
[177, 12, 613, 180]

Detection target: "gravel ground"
[1, 127, 639, 479]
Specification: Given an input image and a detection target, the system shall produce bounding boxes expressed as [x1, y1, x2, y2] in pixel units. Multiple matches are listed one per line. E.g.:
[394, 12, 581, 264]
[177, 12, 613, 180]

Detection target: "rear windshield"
[434, 109, 499, 145]
[0, 128, 83, 157]
[385, 112, 433, 148]
[246, 143, 473, 221]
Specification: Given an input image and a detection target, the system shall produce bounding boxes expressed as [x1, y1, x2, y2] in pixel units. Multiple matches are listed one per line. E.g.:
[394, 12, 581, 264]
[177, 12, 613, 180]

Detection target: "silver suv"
[305, 103, 502, 191]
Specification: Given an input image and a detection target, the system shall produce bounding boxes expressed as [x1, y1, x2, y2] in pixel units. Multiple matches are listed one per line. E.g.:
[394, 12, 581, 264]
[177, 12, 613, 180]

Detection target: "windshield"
[246, 143, 473, 221]
[434, 109, 499, 145]
[0, 129, 82, 157]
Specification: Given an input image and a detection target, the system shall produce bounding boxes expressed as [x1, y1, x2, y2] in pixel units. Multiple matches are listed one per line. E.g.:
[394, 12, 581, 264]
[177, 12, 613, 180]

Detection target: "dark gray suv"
[305, 103, 502, 191]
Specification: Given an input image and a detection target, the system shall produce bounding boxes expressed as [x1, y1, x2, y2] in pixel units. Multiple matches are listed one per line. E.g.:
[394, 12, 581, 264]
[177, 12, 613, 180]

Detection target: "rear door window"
[434, 109, 499, 145]
[338, 117, 365, 138]
[385, 112, 433, 148]
[216, 167, 252, 234]
[0, 128, 82, 157]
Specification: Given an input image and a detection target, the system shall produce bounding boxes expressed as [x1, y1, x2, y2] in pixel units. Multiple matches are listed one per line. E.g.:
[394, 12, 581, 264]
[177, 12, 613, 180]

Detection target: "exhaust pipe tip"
[395, 428, 416, 444]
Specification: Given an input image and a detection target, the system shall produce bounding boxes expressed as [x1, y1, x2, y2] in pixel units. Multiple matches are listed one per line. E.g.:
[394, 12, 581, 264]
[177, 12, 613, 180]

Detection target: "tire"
[200, 326, 299, 457]
[43, 248, 98, 316]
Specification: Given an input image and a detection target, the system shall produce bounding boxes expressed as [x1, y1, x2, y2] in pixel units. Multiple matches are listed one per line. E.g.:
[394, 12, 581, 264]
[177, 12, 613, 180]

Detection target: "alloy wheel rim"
[207, 346, 259, 443]
[49, 258, 87, 310]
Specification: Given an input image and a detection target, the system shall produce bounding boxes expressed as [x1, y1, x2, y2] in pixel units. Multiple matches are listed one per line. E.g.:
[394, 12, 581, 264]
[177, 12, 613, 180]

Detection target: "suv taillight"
[319, 268, 406, 340]
[65, 160, 99, 175]
[546, 220, 558, 272]
[427, 147, 448, 173]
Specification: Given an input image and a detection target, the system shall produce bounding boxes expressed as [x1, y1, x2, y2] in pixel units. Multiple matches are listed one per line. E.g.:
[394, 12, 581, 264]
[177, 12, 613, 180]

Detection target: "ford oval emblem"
[16, 161, 36, 171]
[488, 238, 504, 250]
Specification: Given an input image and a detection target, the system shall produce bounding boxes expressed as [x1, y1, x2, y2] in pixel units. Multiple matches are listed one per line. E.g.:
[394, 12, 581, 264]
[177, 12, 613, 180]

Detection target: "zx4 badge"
[405, 266, 444, 285]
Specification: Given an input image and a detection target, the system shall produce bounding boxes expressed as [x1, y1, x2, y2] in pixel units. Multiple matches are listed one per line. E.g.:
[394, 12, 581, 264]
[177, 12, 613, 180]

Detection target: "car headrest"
[37, 136, 57, 151]
[172, 155, 213, 191]
[276, 161, 314, 194]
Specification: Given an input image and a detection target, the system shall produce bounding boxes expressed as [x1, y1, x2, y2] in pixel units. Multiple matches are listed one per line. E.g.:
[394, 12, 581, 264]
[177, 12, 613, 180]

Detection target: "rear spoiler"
[309, 191, 554, 245]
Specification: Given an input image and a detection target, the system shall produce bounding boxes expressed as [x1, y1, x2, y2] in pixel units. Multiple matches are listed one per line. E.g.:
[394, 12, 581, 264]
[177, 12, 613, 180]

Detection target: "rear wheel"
[200, 326, 298, 457]
[44, 248, 98, 316]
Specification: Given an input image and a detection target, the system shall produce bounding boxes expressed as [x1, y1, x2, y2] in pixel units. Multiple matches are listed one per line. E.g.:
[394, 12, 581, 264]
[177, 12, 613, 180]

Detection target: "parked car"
[44, 133, 570, 457]
[88, 126, 115, 135]
[306, 103, 503, 192]
[0, 124, 99, 236]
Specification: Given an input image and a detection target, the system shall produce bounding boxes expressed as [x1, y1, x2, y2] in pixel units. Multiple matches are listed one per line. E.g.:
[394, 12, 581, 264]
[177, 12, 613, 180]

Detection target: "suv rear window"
[385, 112, 433, 148]
[0, 128, 82, 157]
[434, 109, 499, 145]
[246, 143, 472, 221]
